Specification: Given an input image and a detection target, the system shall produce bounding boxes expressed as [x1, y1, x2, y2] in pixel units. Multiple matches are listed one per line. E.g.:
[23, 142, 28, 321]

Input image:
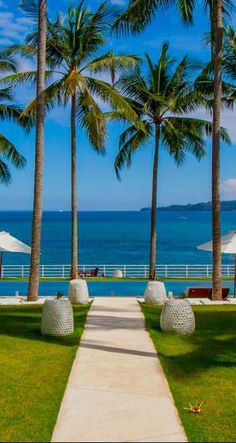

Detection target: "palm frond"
[0, 104, 23, 123]
[6, 44, 37, 59]
[0, 133, 26, 184]
[77, 1, 114, 62]
[0, 86, 14, 102]
[162, 117, 206, 163]
[0, 70, 53, 87]
[19, 76, 68, 129]
[163, 116, 231, 164]
[177, 0, 195, 24]
[0, 51, 17, 74]
[223, 25, 236, 80]
[0, 159, 11, 185]
[104, 110, 133, 124]
[87, 77, 144, 129]
[112, 0, 174, 35]
[115, 120, 153, 179]
[19, 0, 38, 21]
[77, 90, 107, 151]
[87, 52, 140, 84]
[0, 71, 37, 86]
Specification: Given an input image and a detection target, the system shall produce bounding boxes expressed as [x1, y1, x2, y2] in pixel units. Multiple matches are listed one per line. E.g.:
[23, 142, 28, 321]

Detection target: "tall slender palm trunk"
[70, 92, 78, 279]
[28, 0, 46, 301]
[149, 124, 160, 280]
[212, 0, 223, 301]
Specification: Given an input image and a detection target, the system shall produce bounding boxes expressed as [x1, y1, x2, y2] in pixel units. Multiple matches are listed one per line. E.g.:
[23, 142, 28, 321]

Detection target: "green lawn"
[0, 303, 91, 443]
[140, 303, 236, 443]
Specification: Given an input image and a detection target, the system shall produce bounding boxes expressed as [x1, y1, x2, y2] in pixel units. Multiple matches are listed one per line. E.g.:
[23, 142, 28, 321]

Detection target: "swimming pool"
[0, 280, 234, 297]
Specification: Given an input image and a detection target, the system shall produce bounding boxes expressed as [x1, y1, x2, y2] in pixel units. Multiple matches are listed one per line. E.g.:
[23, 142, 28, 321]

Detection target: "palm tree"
[211, 0, 223, 300]
[111, 44, 230, 280]
[19, 0, 47, 301]
[0, 52, 26, 184]
[11, 3, 140, 280]
[113, 0, 234, 299]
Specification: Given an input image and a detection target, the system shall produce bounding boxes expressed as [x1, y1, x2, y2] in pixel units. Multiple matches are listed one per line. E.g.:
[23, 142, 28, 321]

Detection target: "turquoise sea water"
[0, 210, 236, 296]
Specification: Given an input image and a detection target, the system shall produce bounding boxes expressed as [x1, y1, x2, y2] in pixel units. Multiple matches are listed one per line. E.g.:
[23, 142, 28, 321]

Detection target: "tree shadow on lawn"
[143, 305, 236, 378]
[0, 304, 89, 347]
[157, 335, 236, 380]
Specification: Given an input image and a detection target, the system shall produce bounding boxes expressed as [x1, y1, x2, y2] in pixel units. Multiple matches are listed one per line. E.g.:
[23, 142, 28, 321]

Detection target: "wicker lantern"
[160, 299, 195, 335]
[68, 279, 89, 304]
[41, 298, 74, 336]
[144, 281, 167, 304]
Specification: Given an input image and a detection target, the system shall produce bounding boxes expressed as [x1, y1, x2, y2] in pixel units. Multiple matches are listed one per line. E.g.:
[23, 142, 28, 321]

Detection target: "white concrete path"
[52, 297, 187, 443]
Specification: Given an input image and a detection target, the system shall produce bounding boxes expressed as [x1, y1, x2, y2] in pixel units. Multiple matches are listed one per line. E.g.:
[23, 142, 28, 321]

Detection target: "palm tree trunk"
[212, 0, 223, 301]
[149, 124, 160, 280]
[27, 0, 46, 301]
[70, 92, 78, 279]
[209, 2, 215, 64]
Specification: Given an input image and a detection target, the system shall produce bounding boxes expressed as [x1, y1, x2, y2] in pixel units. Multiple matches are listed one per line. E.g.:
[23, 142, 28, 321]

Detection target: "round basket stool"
[68, 279, 89, 304]
[41, 298, 74, 336]
[112, 269, 123, 278]
[160, 299, 195, 335]
[144, 281, 167, 304]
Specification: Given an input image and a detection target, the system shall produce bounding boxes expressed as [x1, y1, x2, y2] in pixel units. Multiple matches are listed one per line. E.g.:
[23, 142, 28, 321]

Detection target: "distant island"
[140, 200, 236, 212]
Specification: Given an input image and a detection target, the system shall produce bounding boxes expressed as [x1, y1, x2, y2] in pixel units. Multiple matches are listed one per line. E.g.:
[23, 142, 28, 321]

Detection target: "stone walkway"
[52, 297, 187, 442]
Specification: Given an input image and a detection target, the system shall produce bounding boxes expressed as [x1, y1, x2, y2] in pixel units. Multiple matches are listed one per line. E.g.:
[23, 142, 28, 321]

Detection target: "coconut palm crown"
[0, 51, 26, 184]
[112, 43, 230, 279]
[17, 2, 141, 138]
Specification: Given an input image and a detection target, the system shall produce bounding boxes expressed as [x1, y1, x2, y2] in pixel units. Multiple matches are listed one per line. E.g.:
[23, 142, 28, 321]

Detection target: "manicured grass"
[140, 303, 236, 443]
[0, 303, 91, 442]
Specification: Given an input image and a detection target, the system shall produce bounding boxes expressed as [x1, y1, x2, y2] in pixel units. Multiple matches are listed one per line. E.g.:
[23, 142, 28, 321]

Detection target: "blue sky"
[0, 0, 235, 210]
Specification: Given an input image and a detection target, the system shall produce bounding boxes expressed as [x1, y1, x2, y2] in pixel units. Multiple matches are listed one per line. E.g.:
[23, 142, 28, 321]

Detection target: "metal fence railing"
[0, 264, 234, 279]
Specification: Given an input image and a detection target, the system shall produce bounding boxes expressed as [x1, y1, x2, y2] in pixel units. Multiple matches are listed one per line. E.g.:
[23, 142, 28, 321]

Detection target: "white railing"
[0, 264, 235, 278]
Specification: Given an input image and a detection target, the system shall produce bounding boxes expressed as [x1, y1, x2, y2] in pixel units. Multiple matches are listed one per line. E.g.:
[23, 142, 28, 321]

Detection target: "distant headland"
[140, 200, 236, 212]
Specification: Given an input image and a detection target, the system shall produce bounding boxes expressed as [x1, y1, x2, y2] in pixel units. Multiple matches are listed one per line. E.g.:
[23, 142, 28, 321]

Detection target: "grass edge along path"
[0, 302, 91, 443]
[140, 303, 236, 443]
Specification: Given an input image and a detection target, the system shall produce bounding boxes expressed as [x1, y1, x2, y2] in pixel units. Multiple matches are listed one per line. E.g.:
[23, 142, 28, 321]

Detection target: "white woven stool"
[41, 298, 74, 336]
[112, 269, 123, 278]
[68, 279, 89, 304]
[160, 299, 195, 335]
[144, 281, 167, 304]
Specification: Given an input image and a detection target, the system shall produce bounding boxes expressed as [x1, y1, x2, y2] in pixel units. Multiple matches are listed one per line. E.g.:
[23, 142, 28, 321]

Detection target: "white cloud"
[221, 179, 236, 200]
[0, 11, 33, 44]
[16, 55, 36, 72]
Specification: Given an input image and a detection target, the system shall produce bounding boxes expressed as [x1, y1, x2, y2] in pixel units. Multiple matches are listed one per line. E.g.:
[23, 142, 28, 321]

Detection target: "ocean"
[1, 210, 236, 296]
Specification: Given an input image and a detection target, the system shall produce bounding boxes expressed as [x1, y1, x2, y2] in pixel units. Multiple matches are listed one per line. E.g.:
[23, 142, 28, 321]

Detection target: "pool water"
[0, 280, 234, 297]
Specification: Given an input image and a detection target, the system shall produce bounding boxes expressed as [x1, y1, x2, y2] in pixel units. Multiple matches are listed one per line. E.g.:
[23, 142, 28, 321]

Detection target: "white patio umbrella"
[197, 230, 236, 297]
[0, 231, 31, 278]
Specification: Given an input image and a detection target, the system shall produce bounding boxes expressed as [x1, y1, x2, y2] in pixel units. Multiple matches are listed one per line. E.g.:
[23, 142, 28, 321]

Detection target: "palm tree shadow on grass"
[0, 305, 90, 347]
[158, 335, 236, 379]
[143, 306, 236, 377]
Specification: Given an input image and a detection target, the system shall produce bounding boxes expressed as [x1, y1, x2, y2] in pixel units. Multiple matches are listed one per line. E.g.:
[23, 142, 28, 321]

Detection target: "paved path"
[52, 297, 187, 443]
